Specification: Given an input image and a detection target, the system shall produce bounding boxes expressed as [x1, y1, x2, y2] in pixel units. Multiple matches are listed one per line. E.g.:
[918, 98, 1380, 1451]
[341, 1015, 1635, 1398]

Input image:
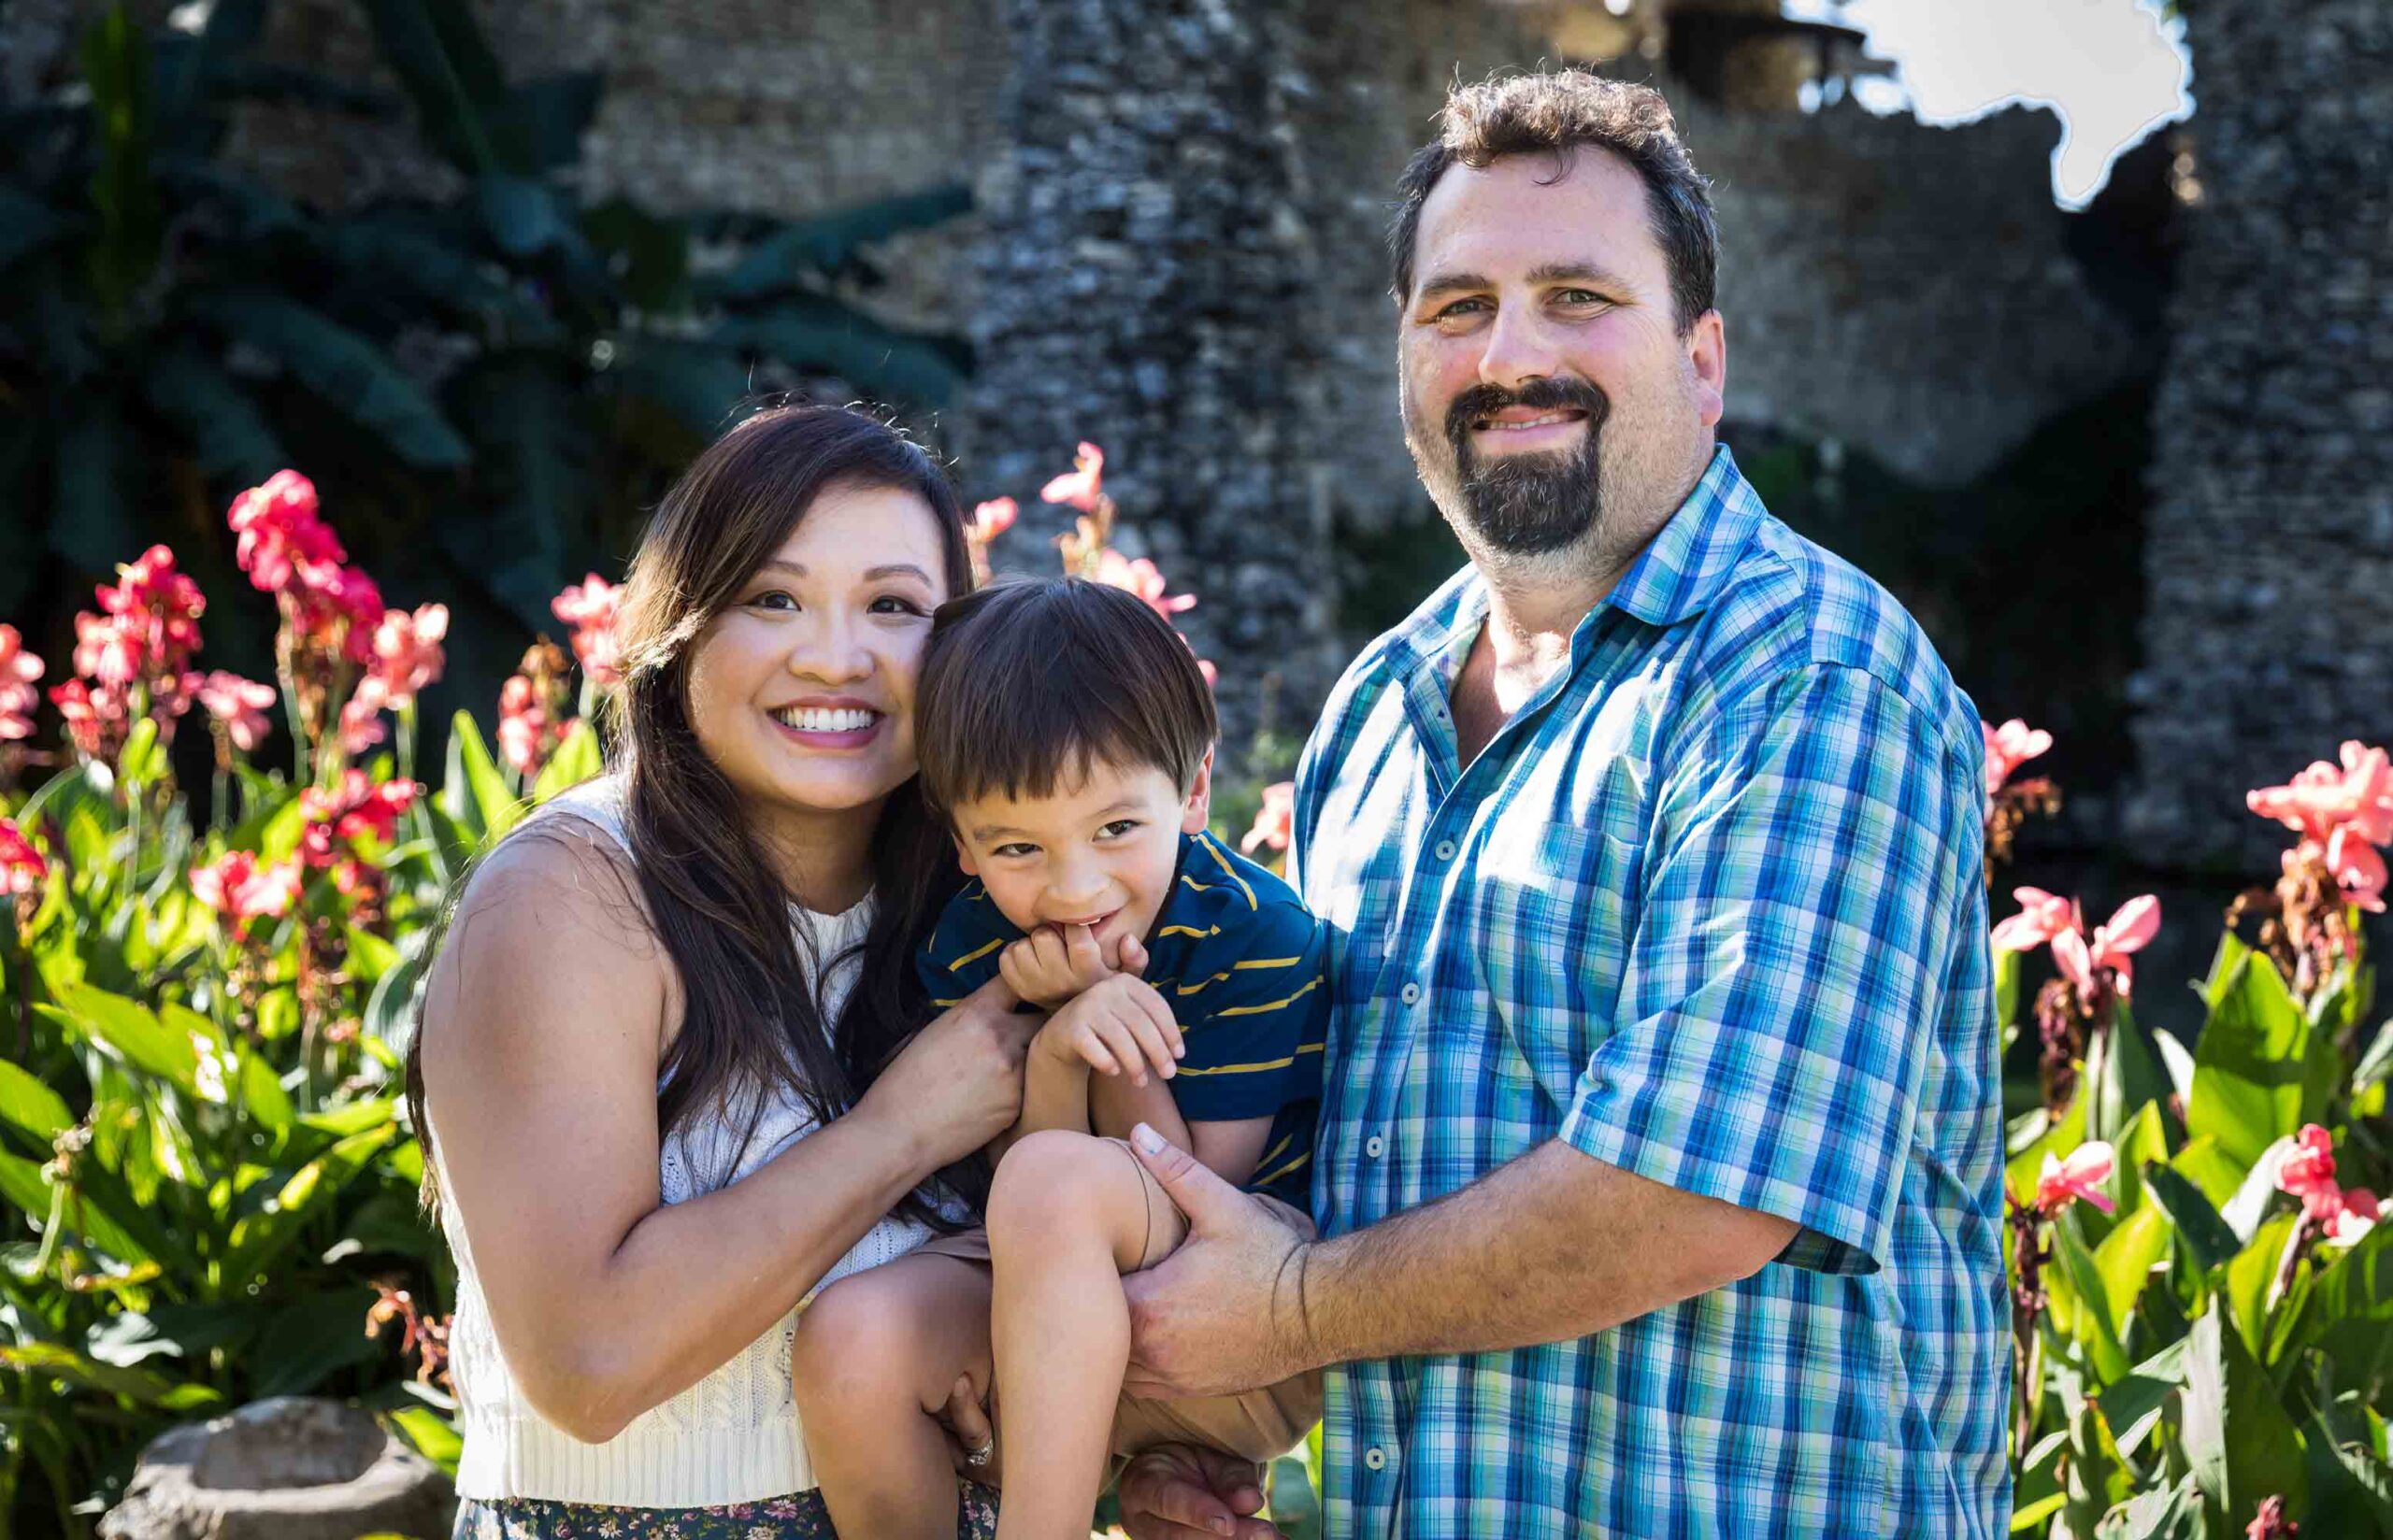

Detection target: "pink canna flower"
[2325, 824, 2387, 912]
[2247, 740, 2393, 847]
[551, 578, 620, 686]
[0, 624, 41, 741]
[1982, 719, 2053, 798]
[1241, 782, 1296, 856]
[1095, 549, 1196, 619]
[299, 771, 419, 865]
[1991, 887, 2077, 954]
[967, 497, 1019, 545]
[190, 849, 302, 927]
[370, 604, 450, 705]
[73, 608, 146, 688]
[1039, 441, 1106, 512]
[229, 472, 346, 596]
[2035, 1142, 2115, 1216]
[48, 678, 129, 760]
[198, 672, 278, 753]
[496, 674, 567, 777]
[0, 818, 46, 896]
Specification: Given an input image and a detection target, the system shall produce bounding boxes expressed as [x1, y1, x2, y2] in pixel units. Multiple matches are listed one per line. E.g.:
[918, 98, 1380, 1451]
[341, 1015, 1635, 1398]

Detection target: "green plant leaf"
[0, 1061, 74, 1142]
[2088, 1004, 2172, 1147]
[2009, 1095, 2087, 1208]
[2052, 1205, 2130, 1382]
[2302, 1403, 2393, 1540]
[139, 341, 285, 481]
[45, 982, 200, 1093]
[50, 401, 143, 571]
[2170, 1135, 2246, 1211]
[2093, 1337, 2189, 1459]
[2092, 1475, 2200, 1540]
[440, 709, 520, 844]
[219, 1125, 398, 1290]
[359, 0, 503, 174]
[714, 294, 969, 406]
[2143, 1162, 2242, 1277]
[0, 1341, 177, 1405]
[2191, 950, 2313, 1169]
[385, 1404, 462, 1476]
[2299, 1224, 2393, 1389]
[249, 1285, 386, 1398]
[443, 351, 584, 630]
[697, 183, 970, 299]
[2226, 1214, 2299, 1367]
[2181, 1306, 2307, 1528]
[530, 719, 602, 804]
[2094, 1205, 2171, 1338]
[188, 290, 470, 467]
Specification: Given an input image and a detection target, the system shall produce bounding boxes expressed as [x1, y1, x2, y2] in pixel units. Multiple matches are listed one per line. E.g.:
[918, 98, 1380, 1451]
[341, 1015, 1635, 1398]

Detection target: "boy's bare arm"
[994, 975, 1184, 1159]
[1090, 1068, 1193, 1152]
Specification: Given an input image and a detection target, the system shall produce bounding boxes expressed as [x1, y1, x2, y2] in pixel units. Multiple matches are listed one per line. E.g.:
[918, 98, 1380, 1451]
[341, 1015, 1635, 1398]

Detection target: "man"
[1111, 70, 2010, 1538]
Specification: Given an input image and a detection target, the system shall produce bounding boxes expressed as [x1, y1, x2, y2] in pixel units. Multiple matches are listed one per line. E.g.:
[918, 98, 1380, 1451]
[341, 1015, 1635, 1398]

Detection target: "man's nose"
[1475, 302, 1560, 393]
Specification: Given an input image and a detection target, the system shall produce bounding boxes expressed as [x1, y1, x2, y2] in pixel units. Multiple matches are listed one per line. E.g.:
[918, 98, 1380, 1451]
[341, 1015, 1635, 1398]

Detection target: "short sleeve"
[1168, 903, 1329, 1123]
[918, 884, 1013, 1008]
[1558, 663, 1977, 1276]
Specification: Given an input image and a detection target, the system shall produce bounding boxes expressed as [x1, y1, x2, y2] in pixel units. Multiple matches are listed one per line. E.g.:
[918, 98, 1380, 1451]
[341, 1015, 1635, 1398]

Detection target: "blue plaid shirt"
[1289, 447, 2009, 1538]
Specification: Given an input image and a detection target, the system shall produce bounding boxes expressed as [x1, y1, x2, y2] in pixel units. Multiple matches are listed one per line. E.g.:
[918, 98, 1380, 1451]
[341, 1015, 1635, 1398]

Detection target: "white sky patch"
[1784, 0, 2194, 207]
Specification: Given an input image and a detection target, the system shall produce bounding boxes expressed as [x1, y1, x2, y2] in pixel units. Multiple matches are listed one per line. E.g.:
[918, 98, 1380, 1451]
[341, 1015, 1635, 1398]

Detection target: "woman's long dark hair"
[409, 405, 981, 1229]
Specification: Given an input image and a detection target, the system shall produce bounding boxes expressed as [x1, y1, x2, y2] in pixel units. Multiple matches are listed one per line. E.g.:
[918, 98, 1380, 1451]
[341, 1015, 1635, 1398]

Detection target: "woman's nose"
[786, 613, 872, 684]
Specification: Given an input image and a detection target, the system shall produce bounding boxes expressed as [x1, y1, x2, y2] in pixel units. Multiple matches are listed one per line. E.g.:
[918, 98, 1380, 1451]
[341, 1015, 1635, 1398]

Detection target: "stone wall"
[2127, 0, 2393, 870]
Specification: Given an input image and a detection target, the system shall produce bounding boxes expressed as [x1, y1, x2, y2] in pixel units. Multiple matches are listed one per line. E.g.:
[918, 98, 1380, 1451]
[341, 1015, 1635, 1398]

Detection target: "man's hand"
[1122, 1123, 1316, 1400]
[1116, 1443, 1280, 1540]
[999, 922, 1149, 1008]
[1032, 973, 1183, 1087]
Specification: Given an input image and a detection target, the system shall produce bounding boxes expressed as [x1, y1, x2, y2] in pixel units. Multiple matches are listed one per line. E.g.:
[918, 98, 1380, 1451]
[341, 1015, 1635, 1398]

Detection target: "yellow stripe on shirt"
[1158, 923, 1221, 940]
[1201, 836, 1259, 910]
[1177, 1054, 1297, 1076]
[946, 937, 1004, 971]
[1254, 1150, 1312, 1191]
[1212, 976, 1321, 1018]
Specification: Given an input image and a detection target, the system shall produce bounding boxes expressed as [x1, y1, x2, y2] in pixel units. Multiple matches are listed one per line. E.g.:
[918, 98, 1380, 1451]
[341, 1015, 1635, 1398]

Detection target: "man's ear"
[1180, 748, 1215, 835]
[1687, 308, 1727, 430]
[953, 833, 980, 877]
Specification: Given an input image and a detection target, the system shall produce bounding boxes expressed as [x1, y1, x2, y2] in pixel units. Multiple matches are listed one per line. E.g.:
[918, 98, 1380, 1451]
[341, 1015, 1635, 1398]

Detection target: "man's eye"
[1431, 298, 1488, 321]
[1555, 289, 1610, 307]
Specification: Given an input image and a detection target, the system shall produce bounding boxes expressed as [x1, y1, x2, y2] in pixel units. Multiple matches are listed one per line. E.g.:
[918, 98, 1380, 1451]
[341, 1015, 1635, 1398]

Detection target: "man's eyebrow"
[1413, 269, 1491, 302]
[1525, 261, 1636, 292]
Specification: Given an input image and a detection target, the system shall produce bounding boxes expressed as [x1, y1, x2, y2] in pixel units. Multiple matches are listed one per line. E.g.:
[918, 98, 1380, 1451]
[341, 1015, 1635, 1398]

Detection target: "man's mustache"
[1444, 377, 1611, 451]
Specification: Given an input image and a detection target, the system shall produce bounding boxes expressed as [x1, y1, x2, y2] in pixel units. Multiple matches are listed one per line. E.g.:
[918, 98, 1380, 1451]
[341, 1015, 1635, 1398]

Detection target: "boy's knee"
[987, 1128, 1124, 1242]
[791, 1273, 923, 1417]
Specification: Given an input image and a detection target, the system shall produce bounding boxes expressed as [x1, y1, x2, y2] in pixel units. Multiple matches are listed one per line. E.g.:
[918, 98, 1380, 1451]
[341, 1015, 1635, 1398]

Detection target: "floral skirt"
[452, 1482, 999, 1540]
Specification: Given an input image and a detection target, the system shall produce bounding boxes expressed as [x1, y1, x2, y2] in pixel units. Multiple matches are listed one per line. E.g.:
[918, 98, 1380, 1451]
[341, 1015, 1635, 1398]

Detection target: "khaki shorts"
[916, 1137, 1324, 1466]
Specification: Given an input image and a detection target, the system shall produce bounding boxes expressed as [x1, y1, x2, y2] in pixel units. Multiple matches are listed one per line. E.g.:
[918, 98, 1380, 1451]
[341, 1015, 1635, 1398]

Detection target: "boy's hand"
[1033, 974, 1183, 1086]
[1000, 923, 1148, 1009]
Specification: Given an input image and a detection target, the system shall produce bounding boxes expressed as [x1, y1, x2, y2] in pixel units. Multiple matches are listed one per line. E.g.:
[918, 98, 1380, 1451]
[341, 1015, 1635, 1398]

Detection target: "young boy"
[790, 578, 1326, 1540]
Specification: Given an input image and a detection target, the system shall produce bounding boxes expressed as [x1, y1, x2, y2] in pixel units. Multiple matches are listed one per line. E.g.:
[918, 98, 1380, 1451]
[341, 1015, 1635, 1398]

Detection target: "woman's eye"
[749, 590, 797, 612]
[869, 594, 929, 617]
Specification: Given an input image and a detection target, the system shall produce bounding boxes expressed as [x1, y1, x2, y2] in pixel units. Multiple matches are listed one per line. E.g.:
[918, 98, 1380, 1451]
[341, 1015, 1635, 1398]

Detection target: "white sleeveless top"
[428, 774, 940, 1505]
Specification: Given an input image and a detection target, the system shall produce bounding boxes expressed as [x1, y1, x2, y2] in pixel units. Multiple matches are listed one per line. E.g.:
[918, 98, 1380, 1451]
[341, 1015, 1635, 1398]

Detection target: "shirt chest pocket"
[1469, 820, 1642, 1066]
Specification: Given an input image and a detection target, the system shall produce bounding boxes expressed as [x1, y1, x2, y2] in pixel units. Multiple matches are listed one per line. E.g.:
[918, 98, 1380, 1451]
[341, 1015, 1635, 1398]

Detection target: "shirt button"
[1365, 1133, 1384, 1158]
[1398, 981, 1422, 1005]
[1432, 838, 1456, 863]
[1364, 1447, 1387, 1472]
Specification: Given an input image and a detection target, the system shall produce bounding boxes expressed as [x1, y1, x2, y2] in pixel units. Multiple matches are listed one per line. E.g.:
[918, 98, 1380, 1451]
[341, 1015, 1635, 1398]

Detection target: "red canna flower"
[300, 771, 419, 865]
[370, 604, 450, 705]
[0, 818, 46, 896]
[190, 849, 302, 927]
[229, 472, 346, 596]
[48, 678, 129, 760]
[1241, 782, 1295, 856]
[0, 625, 42, 741]
[2276, 1124, 2343, 1221]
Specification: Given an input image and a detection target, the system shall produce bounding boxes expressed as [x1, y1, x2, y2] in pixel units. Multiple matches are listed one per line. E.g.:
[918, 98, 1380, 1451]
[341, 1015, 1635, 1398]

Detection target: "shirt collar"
[1383, 443, 1762, 682]
[1597, 443, 1762, 629]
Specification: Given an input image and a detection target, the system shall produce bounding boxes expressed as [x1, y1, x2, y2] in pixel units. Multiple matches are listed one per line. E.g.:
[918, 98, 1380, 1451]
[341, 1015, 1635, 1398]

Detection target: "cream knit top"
[428, 775, 940, 1506]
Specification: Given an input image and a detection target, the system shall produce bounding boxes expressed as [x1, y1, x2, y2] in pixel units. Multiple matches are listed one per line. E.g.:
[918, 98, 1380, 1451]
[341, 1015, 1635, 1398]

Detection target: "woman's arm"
[421, 827, 1030, 1443]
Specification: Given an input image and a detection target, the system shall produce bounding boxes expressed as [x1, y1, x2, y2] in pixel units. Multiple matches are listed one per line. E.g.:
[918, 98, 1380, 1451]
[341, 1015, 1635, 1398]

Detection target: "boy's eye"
[1096, 819, 1141, 839]
[991, 842, 1039, 859]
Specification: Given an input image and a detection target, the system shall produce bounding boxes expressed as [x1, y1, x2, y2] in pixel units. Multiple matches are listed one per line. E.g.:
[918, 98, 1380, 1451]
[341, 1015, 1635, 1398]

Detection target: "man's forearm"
[1287, 1137, 1798, 1366]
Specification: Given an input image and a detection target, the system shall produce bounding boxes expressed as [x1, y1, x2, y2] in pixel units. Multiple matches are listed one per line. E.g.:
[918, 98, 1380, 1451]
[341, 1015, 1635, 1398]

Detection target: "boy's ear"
[953, 833, 980, 877]
[1179, 748, 1214, 835]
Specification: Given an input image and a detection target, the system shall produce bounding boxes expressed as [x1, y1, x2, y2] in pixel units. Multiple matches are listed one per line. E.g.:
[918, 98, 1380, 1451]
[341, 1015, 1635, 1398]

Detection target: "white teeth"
[772, 706, 878, 734]
[1483, 412, 1574, 431]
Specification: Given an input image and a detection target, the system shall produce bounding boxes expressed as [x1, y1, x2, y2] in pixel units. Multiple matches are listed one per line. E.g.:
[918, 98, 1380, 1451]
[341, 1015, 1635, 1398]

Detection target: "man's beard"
[1417, 377, 1612, 559]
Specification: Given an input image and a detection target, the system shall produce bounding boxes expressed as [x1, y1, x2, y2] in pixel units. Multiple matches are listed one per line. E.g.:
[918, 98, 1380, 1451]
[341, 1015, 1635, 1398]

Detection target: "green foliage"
[0, 0, 969, 655]
[0, 695, 604, 1535]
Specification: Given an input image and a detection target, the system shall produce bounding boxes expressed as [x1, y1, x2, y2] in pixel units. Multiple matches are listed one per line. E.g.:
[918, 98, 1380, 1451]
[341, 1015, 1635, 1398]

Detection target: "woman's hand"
[856, 975, 1038, 1171]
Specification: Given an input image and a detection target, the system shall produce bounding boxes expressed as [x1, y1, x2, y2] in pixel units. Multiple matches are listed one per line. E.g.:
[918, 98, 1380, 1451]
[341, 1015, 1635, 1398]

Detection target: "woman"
[409, 406, 1028, 1538]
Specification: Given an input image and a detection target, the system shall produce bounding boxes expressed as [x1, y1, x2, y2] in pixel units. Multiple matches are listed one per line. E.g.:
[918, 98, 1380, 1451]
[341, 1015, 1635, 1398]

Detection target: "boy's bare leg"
[987, 1130, 1186, 1540]
[791, 1252, 995, 1540]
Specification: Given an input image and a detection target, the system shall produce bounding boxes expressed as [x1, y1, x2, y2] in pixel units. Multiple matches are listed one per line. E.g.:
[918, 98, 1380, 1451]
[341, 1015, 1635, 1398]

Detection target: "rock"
[99, 1397, 456, 1540]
